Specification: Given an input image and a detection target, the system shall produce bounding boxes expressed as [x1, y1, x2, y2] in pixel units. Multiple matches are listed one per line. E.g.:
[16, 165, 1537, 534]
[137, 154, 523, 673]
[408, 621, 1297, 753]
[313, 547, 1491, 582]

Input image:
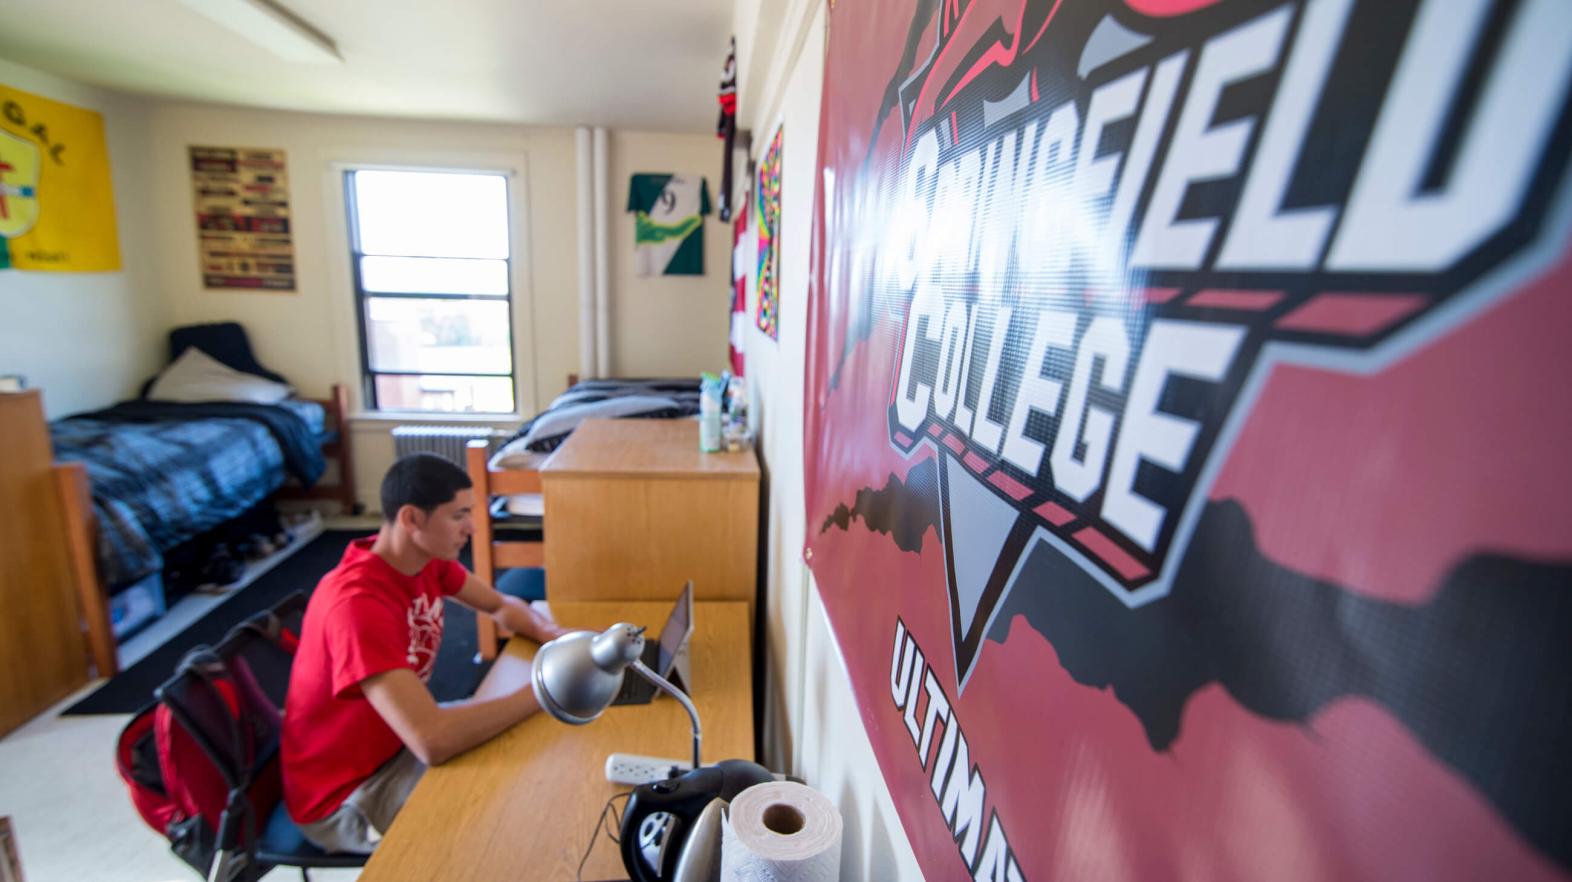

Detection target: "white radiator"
[391, 425, 502, 467]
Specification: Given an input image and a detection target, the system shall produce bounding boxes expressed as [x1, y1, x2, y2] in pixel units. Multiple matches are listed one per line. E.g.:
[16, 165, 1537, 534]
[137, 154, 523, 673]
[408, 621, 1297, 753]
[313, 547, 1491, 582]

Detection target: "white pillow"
[147, 346, 292, 404]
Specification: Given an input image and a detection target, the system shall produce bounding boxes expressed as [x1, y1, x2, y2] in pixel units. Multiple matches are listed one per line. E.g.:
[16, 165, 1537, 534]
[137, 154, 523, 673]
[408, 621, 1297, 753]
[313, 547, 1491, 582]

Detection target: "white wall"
[133, 102, 585, 506]
[137, 106, 734, 407]
[5, 92, 731, 509]
[0, 58, 165, 419]
[140, 100, 580, 414]
[609, 130, 733, 378]
[735, 2, 922, 878]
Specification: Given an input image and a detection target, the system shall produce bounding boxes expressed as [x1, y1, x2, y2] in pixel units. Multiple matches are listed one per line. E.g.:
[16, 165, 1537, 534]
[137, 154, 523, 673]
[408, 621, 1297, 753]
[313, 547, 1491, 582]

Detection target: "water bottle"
[700, 373, 723, 453]
[724, 376, 749, 451]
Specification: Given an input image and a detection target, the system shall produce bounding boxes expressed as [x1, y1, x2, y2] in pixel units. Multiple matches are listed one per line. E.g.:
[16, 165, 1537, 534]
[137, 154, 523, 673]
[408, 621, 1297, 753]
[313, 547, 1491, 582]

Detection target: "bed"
[54, 385, 353, 677]
[52, 397, 326, 588]
[50, 323, 356, 676]
[487, 377, 702, 462]
[467, 377, 701, 658]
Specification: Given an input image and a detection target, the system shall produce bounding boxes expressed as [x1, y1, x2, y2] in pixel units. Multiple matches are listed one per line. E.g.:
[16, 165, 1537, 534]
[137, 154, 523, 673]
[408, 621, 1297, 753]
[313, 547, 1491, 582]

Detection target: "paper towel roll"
[721, 781, 843, 882]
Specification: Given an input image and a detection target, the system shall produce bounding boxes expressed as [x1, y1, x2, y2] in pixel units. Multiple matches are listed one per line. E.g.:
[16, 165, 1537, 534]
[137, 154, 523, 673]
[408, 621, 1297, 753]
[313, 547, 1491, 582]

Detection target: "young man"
[282, 453, 571, 854]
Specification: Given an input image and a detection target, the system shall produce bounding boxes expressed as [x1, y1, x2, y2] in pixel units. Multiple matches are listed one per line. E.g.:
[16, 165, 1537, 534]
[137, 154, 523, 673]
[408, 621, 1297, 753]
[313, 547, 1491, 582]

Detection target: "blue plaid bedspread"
[50, 402, 324, 589]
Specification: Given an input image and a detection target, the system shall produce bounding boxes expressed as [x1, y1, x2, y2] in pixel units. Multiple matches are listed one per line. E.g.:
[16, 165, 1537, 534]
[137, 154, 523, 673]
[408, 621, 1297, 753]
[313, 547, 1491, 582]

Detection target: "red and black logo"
[875, 0, 1572, 688]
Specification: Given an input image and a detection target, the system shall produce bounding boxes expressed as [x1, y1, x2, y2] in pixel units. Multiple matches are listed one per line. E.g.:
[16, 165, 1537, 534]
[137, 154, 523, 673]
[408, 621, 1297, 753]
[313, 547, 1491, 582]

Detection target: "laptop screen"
[654, 581, 694, 676]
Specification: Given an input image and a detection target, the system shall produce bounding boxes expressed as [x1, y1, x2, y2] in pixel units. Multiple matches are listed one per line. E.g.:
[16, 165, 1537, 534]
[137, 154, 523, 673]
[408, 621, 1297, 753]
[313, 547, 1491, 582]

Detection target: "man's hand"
[502, 597, 572, 644]
[451, 571, 572, 644]
[533, 614, 574, 644]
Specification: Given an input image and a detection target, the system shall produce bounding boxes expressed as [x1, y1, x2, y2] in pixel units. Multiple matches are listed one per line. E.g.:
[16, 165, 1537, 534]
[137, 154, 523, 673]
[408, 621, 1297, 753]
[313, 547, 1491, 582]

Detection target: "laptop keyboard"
[611, 643, 662, 705]
[613, 674, 648, 705]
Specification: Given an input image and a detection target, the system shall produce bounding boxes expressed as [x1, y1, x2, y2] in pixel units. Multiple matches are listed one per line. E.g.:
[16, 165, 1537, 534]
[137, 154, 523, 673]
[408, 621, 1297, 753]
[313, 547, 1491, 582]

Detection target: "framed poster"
[190, 146, 296, 290]
[755, 127, 782, 339]
[804, 1, 1572, 880]
[627, 173, 712, 276]
[0, 84, 120, 272]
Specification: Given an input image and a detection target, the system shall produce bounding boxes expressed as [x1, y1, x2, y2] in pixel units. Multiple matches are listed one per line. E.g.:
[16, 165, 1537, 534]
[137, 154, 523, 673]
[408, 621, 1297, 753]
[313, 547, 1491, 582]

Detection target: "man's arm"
[450, 572, 573, 644]
[361, 667, 539, 766]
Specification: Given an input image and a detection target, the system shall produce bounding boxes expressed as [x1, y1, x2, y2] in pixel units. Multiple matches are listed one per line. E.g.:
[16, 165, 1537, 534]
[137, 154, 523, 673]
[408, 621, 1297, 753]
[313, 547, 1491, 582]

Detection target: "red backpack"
[114, 597, 302, 876]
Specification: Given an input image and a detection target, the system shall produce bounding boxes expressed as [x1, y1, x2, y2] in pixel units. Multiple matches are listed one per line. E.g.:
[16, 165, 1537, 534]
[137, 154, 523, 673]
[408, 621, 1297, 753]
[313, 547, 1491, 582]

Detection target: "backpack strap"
[172, 647, 248, 779]
[169, 647, 266, 881]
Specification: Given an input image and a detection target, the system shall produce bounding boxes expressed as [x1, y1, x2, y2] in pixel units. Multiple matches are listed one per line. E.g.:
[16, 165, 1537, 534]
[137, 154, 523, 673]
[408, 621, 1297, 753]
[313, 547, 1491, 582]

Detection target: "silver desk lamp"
[531, 623, 702, 768]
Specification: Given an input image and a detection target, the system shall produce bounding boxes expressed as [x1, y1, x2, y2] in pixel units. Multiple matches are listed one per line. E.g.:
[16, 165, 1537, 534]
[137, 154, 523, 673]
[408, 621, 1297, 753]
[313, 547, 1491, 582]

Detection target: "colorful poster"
[190, 146, 296, 290]
[805, 1, 1572, 881]
[627, 173, 711, 276]
[730, 174, 753, 376]
[0, 84, 120, 272]
[755, 127, 782, 339]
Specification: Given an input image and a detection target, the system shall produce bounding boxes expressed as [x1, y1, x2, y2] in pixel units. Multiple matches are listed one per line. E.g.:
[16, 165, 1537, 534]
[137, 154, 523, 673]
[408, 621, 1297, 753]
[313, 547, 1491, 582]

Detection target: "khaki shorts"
[298, 749, 426, 854]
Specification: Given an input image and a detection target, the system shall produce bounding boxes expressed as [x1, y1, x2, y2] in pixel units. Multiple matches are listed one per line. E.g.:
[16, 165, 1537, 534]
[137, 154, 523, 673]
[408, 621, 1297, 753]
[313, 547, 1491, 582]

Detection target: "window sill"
[350, 411, 521, 427]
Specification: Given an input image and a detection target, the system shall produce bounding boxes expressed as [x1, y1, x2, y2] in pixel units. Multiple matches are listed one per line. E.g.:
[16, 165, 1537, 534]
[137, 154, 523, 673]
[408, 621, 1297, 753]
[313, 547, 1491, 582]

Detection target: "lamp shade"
[532, 624, 646, 724]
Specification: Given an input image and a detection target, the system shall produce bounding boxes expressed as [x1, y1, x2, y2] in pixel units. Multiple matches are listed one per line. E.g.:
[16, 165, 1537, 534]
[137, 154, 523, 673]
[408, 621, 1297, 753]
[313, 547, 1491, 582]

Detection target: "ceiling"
[0, 0, 734, 132]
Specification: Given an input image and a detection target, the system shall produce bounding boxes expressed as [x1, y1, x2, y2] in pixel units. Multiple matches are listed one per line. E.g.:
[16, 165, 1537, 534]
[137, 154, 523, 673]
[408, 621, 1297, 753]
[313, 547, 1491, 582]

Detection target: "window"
[345, 169, 517, 413]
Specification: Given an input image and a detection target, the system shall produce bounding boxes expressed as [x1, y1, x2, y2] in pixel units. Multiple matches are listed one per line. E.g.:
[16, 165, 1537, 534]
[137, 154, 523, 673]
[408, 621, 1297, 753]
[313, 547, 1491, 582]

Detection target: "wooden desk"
[542, 420, 759, 622]
[360, 600, 754, 882]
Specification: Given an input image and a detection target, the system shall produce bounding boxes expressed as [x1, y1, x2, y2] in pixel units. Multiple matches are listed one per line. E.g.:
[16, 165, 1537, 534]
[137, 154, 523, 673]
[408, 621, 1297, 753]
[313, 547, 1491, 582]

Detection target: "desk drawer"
[543, 474, 757, 613]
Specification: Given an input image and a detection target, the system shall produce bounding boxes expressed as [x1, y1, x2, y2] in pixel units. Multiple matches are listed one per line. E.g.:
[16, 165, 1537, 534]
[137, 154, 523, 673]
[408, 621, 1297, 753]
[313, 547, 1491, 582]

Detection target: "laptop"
[610, 581, 694, 706]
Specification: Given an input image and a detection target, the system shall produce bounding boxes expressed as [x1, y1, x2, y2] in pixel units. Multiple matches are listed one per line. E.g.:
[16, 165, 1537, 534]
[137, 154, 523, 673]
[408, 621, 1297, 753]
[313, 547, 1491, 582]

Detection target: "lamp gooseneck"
[629, 659, 702, 769]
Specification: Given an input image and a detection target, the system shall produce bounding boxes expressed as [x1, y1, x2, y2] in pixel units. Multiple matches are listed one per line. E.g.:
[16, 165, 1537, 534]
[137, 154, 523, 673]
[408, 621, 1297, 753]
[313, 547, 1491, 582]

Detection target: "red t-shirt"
[282, 537, 466, 823]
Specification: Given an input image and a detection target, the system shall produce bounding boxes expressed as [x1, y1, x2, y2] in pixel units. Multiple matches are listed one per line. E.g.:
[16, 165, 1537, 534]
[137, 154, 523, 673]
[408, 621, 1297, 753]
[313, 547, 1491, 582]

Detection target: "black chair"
[156, 594, 366, 881]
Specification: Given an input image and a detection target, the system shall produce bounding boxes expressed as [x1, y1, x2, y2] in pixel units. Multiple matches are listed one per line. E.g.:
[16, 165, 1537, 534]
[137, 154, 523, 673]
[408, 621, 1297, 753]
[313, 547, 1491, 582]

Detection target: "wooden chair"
[465, 439, 549, 661]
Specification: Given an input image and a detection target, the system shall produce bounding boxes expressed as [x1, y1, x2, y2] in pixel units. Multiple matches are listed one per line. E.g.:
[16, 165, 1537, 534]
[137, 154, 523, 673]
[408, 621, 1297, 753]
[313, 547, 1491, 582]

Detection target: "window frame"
[343, 167, 520, 414]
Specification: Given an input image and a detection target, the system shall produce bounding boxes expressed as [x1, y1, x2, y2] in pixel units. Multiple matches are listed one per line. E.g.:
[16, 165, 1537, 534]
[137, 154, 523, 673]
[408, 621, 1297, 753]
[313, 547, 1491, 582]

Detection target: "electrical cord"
[577, 790, 632, 882]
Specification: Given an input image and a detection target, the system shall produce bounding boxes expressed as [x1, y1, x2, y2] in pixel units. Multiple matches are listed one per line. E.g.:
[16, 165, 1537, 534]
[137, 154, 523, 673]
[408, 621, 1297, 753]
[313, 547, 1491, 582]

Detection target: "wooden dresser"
[541, 419, 759, 620]
[0, 391, 91, 736]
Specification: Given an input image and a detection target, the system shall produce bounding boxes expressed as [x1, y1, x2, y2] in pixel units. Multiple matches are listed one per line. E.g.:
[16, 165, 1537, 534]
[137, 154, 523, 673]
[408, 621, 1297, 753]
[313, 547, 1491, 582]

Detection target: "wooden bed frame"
[54, 383, 357, 678]
[276, 383, 358, 514]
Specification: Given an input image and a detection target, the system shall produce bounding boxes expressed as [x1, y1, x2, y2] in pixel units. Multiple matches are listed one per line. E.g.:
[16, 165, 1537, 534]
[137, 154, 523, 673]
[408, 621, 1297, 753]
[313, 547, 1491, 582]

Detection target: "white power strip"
[605, 753, 693, 786]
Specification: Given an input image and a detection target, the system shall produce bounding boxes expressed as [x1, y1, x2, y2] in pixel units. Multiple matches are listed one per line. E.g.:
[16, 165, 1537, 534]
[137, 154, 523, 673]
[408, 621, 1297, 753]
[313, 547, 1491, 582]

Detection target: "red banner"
[804, 1, 1572, 879]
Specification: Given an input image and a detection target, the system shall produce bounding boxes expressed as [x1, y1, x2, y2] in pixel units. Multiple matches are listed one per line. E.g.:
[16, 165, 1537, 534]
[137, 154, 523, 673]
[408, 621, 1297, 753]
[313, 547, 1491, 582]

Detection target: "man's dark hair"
[381, 453, 473, 522]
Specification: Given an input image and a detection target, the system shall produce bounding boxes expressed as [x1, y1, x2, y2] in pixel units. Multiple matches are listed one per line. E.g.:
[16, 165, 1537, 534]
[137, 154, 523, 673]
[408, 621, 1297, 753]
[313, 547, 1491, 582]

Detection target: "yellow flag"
[0, 84, 121, 272]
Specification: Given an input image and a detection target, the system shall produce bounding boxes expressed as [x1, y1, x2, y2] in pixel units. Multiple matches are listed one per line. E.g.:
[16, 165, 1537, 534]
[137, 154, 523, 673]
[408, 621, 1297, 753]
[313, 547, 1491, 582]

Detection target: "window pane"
[365, 297, 512, 374]
[374, 375, 515, 414]
[353, 170, 509, 259]
[360, 256, 509, 295]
